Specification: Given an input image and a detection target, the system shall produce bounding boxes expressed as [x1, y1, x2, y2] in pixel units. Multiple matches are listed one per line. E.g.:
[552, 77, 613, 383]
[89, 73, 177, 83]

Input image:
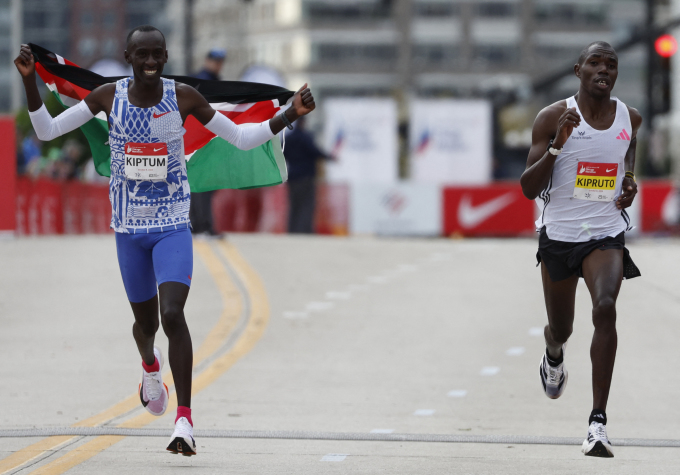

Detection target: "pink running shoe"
[139, 346, 169, 416]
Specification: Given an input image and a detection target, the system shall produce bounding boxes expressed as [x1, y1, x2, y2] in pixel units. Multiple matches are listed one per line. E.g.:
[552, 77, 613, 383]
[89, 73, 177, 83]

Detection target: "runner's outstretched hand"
[553, 107, 581, 149]
[616, 177, 637, 210]
[14, 44, 35, 78]
[291, 84, 315, 117]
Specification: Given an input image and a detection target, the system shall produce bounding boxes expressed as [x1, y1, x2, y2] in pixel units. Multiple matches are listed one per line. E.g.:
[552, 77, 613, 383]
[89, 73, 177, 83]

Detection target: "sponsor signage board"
[324, 98, 398, 184]
[443, 183, 535, 236]
[350, 182, 441, 236]
[15, 178, 111, 235]
[315, 183, 349, 235]
[410, 99, 492, 185]
[0, 117, 16, 233]
[639, 179, 677, 232]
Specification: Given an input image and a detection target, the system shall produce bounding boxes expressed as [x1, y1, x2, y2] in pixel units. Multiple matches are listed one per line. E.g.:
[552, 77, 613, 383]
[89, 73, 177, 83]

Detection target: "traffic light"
[651, 34, 675, 115]
[655, 34, 678, 58]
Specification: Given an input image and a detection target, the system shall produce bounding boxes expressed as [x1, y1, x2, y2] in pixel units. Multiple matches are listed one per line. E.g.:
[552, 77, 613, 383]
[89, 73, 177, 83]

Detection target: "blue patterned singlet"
[108, 77, 190, 233]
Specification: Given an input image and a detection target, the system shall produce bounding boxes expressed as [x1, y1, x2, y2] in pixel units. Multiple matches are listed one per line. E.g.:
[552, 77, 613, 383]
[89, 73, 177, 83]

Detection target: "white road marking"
[506, 347, 525, 356]
[326, 291, 351, 300]
[529, 327, 544, 336]
[367, 276, 389, 284]
[480, 366, 500, 376]
[370, 429, 394, 434]
[321, 453, 348, 462]
[447, 390, 468, 398]
[306, 301, 334, 311]
[283, 311, 308, 319]
[413, 409, 435, 416]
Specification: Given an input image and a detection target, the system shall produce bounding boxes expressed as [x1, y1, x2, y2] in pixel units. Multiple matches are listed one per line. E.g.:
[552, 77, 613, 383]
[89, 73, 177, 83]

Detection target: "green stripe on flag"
[50, 90, 287, 189]
[186, 137, 286, 192]
[52, 91, 111, 177]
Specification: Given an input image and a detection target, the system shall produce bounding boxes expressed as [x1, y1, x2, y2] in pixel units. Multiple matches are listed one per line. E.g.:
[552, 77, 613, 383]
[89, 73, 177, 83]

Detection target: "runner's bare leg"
[581, 249, 623, 412]
[541, 264, 579, 359]
[159, 282, 193, 408]
[130, 295, 159, 366]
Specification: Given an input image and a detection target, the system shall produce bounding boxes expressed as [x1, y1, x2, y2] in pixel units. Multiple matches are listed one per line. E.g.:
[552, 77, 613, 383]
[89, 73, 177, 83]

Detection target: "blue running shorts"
[115, 228, 193, 303]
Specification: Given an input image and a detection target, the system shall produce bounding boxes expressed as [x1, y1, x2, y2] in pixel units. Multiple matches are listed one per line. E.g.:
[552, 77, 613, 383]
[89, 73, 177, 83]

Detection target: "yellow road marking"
[191, 241, 244, 367]
[0, 437, 72, 475]
[0, 241, 241, 475]
[27, 241, 269, 475]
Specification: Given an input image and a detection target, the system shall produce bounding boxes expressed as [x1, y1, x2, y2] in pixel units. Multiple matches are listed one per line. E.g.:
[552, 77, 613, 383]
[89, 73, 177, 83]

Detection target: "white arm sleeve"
[203, 111, 275, 151]
[28, 101, 95, 141]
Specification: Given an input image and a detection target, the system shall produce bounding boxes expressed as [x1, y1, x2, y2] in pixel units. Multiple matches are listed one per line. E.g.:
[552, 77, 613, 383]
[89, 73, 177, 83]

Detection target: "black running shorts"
[536, 227, 641, 282]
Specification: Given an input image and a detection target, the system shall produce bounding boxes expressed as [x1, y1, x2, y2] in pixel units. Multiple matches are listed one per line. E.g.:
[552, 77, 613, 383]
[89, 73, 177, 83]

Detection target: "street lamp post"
[185, 0, 194, 75]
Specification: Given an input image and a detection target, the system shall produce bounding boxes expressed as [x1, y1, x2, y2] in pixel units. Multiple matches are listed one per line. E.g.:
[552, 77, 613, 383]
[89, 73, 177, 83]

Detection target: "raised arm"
[520, 102, 580, 200]
[177, 82, 316, 150]
[14, 44, 113, 141]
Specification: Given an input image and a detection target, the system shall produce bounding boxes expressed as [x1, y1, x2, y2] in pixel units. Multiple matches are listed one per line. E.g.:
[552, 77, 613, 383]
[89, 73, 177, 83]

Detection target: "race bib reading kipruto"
[573, 162, 618, 202]
[124, 142, 168, 180]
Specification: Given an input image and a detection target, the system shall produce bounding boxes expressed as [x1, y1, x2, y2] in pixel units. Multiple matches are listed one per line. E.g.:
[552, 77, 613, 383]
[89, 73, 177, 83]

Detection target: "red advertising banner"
[0, 117, 16, 233]
[443, 182, 535, 237]
[639, 179, 676, 232]
[212, 182, 349, 235]
[315, 183, 349, 235]
[15, 178, 110, 235]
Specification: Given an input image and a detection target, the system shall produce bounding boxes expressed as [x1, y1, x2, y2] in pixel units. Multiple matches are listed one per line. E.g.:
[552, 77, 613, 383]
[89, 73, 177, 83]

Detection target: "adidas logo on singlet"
[616, 129, 631, 141]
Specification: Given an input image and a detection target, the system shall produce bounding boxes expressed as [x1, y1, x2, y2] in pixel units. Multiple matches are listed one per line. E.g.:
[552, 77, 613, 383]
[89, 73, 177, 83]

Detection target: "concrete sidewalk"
[1, 235, 679, 474]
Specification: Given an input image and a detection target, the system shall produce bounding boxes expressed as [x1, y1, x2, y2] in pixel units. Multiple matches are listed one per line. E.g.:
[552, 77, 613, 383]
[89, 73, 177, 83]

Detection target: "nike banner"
[443, 184, 535, 237]
[29, 43, 293, 191]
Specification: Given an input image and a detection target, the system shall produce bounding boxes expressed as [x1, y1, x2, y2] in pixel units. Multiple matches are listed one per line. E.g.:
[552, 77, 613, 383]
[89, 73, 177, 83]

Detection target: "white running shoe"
[539, 344, 568, 399]
[167, 417, 197, 456]
[582, 421, 614, 458]
[139, 346, 169, 416]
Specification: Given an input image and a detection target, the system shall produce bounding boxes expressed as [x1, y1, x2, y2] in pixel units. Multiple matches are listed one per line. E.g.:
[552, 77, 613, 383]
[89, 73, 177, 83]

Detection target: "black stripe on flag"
[29, 43, 295, 105]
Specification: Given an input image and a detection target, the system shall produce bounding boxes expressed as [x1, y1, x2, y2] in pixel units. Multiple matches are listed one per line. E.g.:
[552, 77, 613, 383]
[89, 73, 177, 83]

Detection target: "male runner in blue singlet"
[521, 41, 641, 458]
[14, 25, 316, 456]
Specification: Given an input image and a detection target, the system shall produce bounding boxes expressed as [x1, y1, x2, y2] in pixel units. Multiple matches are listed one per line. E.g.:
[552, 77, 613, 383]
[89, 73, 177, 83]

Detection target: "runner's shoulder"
[174, 82, 204, 105]
[626, 105, 642, 130]
[174, 82, 201, 98]
[85, 83, 115, 108]
[533, 100, 568, 131]
[89, 83, 116, 96]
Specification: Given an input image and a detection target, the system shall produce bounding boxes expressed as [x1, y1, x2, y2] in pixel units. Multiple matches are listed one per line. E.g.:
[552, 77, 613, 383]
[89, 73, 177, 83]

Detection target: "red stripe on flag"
[225, 101, 279, 125]
[183, 116, 217, 155]
[35, 63, 91, 101]
[183, 102, 280, 155]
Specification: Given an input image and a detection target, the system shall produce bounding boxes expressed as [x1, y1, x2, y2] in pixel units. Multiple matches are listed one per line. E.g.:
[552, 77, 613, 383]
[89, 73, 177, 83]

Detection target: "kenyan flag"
[29, 43, 293, 191]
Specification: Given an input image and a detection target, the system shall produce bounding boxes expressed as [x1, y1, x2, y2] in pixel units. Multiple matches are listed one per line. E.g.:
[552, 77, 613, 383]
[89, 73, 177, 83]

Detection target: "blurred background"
[1, 0, 679, 238]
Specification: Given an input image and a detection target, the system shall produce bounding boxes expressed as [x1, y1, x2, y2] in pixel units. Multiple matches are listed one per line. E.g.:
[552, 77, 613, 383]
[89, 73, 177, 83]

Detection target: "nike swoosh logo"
[153, 147, 164, 152]
[139, 382, 149, 407]
[153, 111, 171, 119]
[606, 168, 615, 172]
[458, 192, 516, 229]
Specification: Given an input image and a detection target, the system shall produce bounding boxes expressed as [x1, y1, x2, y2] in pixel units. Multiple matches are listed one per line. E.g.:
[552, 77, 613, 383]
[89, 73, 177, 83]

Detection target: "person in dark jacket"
[193, 48, 226, 81]
[189, 48, 226, 234]
[284, 116, 329, 233]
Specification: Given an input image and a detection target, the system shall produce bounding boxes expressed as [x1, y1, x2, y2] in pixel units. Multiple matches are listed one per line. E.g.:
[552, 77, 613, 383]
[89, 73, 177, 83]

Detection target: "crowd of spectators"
[15, 92, 102, 183]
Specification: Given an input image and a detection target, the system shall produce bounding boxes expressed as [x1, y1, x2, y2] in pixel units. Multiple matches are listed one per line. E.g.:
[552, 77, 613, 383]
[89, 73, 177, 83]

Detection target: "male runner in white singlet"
[14, 26, 316, 455]
[520, 41, 641, 458]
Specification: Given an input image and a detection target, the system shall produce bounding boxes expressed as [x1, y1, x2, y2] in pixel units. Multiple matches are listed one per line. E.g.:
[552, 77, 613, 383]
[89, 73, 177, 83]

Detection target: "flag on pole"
[29, 43, 293, 192]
